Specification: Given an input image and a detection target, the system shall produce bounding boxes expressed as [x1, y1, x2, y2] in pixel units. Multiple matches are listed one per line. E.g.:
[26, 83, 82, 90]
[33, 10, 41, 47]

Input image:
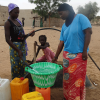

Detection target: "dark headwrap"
[58, 3, 75, 27]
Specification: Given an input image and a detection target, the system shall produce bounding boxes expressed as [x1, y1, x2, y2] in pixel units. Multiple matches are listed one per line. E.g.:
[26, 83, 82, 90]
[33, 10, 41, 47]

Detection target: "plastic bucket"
[25, 62, 63, 88]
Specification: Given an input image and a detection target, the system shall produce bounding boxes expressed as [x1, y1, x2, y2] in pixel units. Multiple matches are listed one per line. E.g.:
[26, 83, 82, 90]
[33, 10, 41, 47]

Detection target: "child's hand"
[31, 58, 34, 64]
[28, 30, 35, 37]
[35, 41, 38, 45]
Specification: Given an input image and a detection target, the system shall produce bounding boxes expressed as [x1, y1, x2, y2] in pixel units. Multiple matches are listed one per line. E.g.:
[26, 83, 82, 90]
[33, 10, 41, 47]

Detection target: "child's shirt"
[42, 47, 55, 58]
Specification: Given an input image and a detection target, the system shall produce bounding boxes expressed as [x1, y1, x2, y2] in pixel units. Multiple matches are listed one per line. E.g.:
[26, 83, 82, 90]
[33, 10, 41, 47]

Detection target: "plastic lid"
[20, 77, 24, 80]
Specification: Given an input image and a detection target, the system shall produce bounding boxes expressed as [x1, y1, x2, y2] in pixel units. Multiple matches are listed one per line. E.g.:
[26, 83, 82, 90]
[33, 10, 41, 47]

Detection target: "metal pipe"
[88, 53, 100, 71]
[24, 27, 100, 71]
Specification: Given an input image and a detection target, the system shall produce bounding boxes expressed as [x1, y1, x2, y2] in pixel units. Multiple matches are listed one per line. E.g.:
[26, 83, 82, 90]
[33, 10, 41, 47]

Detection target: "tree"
[28, 0, 70, 19]
[77, 2, 100, 21]
[29, 0, 70, 27]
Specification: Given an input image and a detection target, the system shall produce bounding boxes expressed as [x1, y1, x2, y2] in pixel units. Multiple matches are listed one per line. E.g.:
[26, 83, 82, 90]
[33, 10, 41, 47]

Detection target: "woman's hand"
[52, 58, 57, 63]
[29, 30, 35, 36]
[52, 41, 64, 63]
[18, 50, 23, 59]
[82, 50, 88, 60]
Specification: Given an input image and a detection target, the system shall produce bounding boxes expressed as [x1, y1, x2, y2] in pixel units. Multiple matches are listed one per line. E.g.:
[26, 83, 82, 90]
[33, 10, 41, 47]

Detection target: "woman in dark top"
[4, 3, 35, 79]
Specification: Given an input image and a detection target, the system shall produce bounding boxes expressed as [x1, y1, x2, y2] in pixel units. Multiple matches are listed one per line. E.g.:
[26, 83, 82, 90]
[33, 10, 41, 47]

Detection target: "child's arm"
[37, 42, 50, 49]
[4, 21, 23, 59]
[32, 41, 40, 62]
[35, 41, 41, 57]
[36, 47, 40, 57]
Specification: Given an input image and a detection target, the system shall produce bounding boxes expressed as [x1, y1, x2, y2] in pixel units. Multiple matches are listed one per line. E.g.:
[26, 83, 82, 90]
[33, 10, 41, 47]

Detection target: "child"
[4, 3, 35, 79]
[34, 35, 55, 62]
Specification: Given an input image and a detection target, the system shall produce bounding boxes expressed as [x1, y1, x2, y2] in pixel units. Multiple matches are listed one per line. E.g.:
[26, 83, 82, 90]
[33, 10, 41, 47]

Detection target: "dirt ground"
[0, 26, 100, 100]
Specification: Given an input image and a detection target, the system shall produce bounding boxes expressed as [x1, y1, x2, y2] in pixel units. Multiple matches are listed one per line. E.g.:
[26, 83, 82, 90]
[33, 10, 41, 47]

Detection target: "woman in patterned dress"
[4, 3, 35, 79]
[52, 3, 92, 100]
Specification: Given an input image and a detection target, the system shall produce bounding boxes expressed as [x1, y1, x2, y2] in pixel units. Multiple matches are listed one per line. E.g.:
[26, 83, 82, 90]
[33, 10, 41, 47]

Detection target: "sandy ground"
[0, 26, 100, 100]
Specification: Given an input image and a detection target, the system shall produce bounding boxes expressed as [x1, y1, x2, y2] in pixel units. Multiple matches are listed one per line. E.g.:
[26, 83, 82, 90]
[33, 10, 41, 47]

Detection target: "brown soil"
[0, 26, 100, 100]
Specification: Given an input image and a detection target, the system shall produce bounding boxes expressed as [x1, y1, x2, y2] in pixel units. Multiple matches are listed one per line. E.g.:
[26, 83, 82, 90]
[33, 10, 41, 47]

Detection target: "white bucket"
[0, 78, 11, 100]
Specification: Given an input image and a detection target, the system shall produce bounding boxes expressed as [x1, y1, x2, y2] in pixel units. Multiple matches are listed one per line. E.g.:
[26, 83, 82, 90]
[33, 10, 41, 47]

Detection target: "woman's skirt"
[10, 42, 27, 79]
[63, 51, 87, 100]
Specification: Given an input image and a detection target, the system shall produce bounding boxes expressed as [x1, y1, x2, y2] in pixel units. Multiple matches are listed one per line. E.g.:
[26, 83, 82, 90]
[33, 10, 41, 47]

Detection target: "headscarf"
[8, 3, 22, 25]
[8, 3, 28, 56]
[58, 3, 75, 27]
[8, 3, 18, 13]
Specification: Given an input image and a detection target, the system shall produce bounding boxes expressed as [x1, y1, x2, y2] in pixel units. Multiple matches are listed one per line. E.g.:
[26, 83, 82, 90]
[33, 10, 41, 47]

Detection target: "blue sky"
[0, 0, 100, 16]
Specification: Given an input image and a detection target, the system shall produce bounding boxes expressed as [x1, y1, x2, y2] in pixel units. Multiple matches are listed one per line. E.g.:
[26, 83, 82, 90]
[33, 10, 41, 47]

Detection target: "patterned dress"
[60, 14, 91, 100]
[10, 42, 27, 79]
[63, 51, 87, 100]
[8, 19, 27, 79]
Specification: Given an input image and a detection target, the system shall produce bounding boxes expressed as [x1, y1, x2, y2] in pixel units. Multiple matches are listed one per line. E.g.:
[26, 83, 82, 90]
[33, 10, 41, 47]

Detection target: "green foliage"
[77, 2, 100, 21]
[96, 16, 100, 19]
[28, 0, 69, 18]
[91, 18, 99, 24]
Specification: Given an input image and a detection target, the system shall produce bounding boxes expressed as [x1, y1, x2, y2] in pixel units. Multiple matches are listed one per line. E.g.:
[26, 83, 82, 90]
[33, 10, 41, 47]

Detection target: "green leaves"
[28, 0, 69, 18]
[77, 2, 100, 21]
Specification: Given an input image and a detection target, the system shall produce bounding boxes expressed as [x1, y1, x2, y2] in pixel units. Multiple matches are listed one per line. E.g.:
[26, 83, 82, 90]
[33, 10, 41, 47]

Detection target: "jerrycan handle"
[0, 78, 5, 86]
[0, 78, 2, 85]
[38, 93, 42, 96]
